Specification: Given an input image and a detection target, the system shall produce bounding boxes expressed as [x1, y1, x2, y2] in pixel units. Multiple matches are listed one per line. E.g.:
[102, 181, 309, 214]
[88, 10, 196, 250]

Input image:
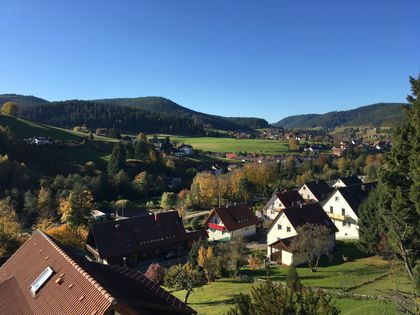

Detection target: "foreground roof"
[205, 204, 257, 232]
[0, 230, 196, 315]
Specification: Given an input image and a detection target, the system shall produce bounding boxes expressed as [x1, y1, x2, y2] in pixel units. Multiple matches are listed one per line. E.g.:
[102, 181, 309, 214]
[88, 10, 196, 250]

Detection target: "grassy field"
[171, 243, 408, 315]
[162, 136, 293, 154]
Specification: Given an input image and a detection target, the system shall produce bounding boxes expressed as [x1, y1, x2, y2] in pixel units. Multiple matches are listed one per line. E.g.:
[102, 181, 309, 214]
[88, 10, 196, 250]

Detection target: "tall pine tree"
[107, 142, 126, 176]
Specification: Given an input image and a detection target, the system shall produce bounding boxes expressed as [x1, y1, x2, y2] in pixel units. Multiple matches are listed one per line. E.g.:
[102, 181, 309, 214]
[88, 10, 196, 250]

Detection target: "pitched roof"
[336, 176, 363, 186]
[303, 180, 334, 201]
[87, 211, 204, 259]
[276, 190, 305, 208]
[268, 203, 338, 234]
[0, 230, 196, 315]
[334, 183, 376, 214]
[205, 204, 257, 232]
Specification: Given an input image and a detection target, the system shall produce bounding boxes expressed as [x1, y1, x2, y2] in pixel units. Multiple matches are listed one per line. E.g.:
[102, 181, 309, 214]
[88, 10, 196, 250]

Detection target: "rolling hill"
[273, 103, 407, 128]
[0, 94, 269, 133]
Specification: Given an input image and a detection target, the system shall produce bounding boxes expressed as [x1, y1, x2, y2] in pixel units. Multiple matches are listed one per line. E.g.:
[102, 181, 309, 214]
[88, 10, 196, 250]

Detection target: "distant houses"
[266, 203, 337, 265]
[322, 183, 376, 240]
[204, 204, 257, 241]
[85, 211, 207, 266]
[0, 230, 197, 315]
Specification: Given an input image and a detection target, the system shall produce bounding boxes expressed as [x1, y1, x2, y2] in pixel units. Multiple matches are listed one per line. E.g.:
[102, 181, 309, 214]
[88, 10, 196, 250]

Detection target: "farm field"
[171, 243, 408, 315]
[160, 136, 293, 154]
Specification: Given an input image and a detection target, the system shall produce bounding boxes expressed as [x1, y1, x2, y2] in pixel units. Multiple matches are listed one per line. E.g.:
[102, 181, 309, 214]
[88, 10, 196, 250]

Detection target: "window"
[303, 186, 306, 190]
[30, 266, 54, 296]
[287, 226, 291, 232]
[342, 221, 346, 226]
[341, 208, 345, 216]
[277, 224, 282, 230]
[307, 194, 310, 200]
[335, 196, 339, 201]
[348, 222, 351, 227]
[329, 206, 333, 213]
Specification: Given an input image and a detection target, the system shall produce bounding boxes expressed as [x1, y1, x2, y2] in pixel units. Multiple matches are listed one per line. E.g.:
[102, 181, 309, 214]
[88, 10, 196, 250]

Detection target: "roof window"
[30, 266, 54, 296]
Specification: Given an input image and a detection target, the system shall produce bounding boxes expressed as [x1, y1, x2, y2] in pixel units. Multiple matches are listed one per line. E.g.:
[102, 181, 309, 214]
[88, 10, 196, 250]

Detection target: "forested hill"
[2, 94, 268, 134]
[0, 94, 49, 107]
[273, 103, 407, 128]
[94, 96, 269, 129]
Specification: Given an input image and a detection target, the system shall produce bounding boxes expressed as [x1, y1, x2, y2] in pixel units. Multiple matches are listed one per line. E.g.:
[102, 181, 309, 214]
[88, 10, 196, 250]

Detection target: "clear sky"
[0, 0, 419, 122]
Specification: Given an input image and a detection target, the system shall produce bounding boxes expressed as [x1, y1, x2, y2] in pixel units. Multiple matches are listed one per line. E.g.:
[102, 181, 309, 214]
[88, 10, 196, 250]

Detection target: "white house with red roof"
[204, 204, 257, 241]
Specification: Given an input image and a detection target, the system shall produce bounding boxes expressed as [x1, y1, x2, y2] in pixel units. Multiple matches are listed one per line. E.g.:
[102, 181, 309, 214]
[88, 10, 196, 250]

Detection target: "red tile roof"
[0, 230, 197, 315]
[204, 204, 257, 232]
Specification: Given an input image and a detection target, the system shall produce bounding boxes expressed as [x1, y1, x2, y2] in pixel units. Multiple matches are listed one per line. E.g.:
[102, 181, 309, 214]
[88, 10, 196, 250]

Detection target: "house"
[322, 183, 376, 240]
[0, 230, 197, 315]
[91, 209, 108, 222]
[331, 176, 363, 188]
[298, 180, 333, 203]
[266, 203, 338, 265]
[31, 136, 53, 146]
[177, 144, 193, 155]
[85, 211, 207, 266]
[204, 204, 257, 241]
[262, 190, 305, 220]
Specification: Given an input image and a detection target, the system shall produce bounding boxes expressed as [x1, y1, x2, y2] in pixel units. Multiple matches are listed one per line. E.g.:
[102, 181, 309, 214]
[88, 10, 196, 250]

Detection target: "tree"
[0, 198, 25, 256]
[358, 74, 420, 286]
[107, 142, 126, 176]
[164, 263, 204, 304]
[59, 188, 94, 227]
[133, 171, 151, 196]
[197, 246, 217, 282]
[229, 237, 248, 277]
[226, 280, 339, 315]
[160, 192, 176, 210]
[290, 224, 333, 272]
[1, 102, 19, 116]
[288, 138, 299, 151]
[286, 265, 302, 291]
[45, 224, 88, 250]
[145, 263, 166, 285]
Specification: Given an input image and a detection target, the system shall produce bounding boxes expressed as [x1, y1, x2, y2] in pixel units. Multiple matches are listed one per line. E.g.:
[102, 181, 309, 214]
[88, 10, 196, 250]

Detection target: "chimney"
[299, 203, 303, 209]
[154, 212, 160, 224]
[361, 184, 365, 191]
[233, 202, 237, 207]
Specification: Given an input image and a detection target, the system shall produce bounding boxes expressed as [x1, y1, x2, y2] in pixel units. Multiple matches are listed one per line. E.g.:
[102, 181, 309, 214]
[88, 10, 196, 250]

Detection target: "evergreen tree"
[107, 142, 126, 176]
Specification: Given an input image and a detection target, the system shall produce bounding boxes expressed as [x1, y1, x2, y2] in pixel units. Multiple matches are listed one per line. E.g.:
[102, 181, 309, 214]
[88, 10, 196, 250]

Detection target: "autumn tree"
[197, 246, 217, 281]
[0, 198, 25, 256]
[145, 263, 166, 285]
[132, 171, 152, 196]
[160, 192, 176, 210]
[288, 138, 300, 151]
[229, 237, 248, 277]
[290, 224, 334, 272]
[45, 224, 88, 250]
[1, 101, 19, 116]
[59, 188, 94, 227]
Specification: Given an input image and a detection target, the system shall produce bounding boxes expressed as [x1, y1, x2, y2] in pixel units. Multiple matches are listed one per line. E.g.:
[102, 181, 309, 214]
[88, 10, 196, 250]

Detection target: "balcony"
[208, 223, 226, 231]
[327, 212, 347, 221]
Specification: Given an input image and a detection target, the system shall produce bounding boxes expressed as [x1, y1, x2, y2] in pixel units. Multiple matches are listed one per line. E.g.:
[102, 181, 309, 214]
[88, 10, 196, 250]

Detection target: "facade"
[176, 145, 193, 155]
[0, 230, 197, 315]
[204, 204, 257, 241]
[262, 190, 305, 220]
[85, 211, 207, 266]
[266, 203, 337, 266]
[298, 180, 333, 203]
[322, 183, 376, 240]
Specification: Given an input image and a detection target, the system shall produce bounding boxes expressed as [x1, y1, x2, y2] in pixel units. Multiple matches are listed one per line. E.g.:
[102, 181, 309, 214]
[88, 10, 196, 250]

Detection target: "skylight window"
[30, 266, 54, 296]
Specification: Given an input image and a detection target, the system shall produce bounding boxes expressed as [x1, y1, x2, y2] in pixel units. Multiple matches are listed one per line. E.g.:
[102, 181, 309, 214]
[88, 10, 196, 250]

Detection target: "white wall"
[231, 225, 256, 238]
[332, 180, 346, 188]
[298, 185, 318, 202]
[322, 191, 359, 240]
[263, 197, 285, 220]
[267, 213, 297, 257]
[282, 250, 294, 266]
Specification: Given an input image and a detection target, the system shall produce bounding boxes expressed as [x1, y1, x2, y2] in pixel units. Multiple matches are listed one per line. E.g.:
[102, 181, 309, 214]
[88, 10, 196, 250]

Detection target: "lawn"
[161, 136, 293, 154]
[171, 243, 407, 314]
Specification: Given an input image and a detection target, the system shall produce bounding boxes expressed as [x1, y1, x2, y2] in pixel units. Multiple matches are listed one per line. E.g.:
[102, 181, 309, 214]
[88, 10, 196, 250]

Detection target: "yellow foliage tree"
[0, 199, 25, 256]
[1, 102, 19, 116]
[45, 224, 88, 250]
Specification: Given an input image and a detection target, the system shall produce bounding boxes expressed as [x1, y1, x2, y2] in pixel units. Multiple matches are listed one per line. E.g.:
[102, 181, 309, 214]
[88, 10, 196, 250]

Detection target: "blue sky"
[0, 0, 419, 122]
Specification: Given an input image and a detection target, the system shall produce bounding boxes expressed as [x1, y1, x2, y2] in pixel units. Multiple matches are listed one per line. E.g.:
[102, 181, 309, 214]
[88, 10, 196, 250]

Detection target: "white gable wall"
[298, 185, 318, 202]
[267, 212, 297, 257]
[332, 180, 346, 188]
[322, 191, 359, 240]
[264, 197, 285, 220]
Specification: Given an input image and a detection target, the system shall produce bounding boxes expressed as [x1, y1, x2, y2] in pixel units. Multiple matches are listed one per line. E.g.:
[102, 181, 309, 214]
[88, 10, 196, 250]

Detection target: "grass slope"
[172, 243, 405, 315]
[165, 136, 293, 154]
